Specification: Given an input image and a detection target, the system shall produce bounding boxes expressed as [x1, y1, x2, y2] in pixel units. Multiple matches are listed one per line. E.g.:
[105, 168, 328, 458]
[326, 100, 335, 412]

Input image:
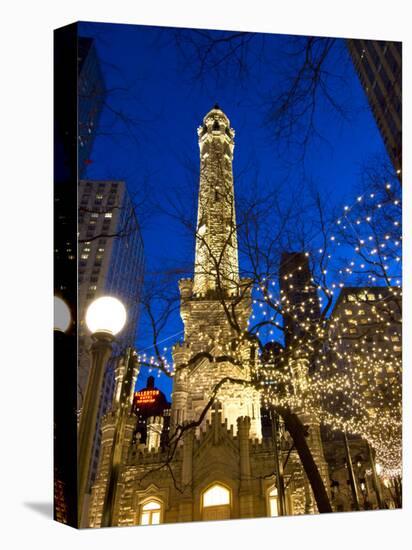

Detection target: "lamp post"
[367, 442, 384, 509]
[342, 432, 360, 511]
[54, 296, 72, 333]
[271, 408, 286, 516]
[78, 296, 127, 524]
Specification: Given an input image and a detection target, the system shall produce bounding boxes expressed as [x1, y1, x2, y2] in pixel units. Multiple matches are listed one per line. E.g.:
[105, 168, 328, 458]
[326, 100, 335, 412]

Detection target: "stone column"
[147, 416, 164, 451]
[237, 416, 254, 518]
[88, 412, 116, 527]
[179, 429, 194, 522]
[171, 343, 190, 433]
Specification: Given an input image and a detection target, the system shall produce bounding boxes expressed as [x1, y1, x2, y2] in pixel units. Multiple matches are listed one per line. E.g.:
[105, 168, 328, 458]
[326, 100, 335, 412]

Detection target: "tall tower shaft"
[193, 106, 239, 296]
[171, 106, 261, 439]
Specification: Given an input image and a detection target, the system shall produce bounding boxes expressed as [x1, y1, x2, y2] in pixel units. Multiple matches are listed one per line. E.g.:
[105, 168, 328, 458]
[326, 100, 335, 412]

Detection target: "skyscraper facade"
[78, 179, 144, 491]
[328, 285, 401, 407]
[78, 37, 106, 177]
[325, 285, 402, 508]
[279, 252, 322, 350]
[347, 39, 402, 178]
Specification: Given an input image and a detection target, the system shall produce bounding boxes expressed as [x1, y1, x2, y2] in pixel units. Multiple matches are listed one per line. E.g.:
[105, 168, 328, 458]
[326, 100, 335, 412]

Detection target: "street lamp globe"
[54, 296, 71, 332]
[85, 296, 127, 336]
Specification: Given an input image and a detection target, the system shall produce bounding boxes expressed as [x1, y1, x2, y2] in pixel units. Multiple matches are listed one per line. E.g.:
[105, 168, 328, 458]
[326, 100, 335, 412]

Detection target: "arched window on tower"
[268, 486, 279, 517]
[201, 483, 231, 521]
[139, 499, 163, 525]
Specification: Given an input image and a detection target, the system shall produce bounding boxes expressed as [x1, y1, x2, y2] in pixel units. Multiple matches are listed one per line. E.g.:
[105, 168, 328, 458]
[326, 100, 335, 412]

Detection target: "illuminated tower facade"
[193, 106, 239, 295]
[171, 106, 262, 439]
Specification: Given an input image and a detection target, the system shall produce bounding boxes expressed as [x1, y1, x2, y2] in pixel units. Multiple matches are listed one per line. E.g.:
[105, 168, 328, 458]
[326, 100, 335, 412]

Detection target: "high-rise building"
[328, 286, 401, 394]
[279, 252, 321, 350]
[132, 375, 171, 449]
[347, 39, 402, 178]
[325, 285, 402, 509]
[277, 251, 330, 498]
[54, 35, 106, 318]
[329, 286, 401, 345]
[78, 37, 106, 177]
[78, 179, 144, 491]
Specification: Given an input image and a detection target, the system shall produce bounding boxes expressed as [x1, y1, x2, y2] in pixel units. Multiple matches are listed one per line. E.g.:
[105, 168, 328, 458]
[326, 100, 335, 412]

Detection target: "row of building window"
[87, 212, 113, 218]
[137, 483, 279, 525]
[346, 293, 381, 302]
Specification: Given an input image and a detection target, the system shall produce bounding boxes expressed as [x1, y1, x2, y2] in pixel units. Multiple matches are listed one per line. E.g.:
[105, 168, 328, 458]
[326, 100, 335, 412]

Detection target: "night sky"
[79, 22, 390, 398]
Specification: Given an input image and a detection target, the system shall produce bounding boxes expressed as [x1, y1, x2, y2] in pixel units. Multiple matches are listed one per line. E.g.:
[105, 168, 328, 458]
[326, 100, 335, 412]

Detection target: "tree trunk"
[280, 408, 332, 513]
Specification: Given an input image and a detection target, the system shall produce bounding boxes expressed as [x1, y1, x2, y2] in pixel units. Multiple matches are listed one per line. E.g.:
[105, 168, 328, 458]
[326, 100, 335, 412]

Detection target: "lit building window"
[81, 254, 89, 260]
[345, 309, 352, 315]
[347, 294, 356, 302]
[203, 484, 230, 507]
[104, 212, 113, 218]
[139, 499, 162, 525]
[91, 212, 99, 218]
[268, 486, 279, 517]
[367, 293, 376, 301]
[391, 334, 400, 342]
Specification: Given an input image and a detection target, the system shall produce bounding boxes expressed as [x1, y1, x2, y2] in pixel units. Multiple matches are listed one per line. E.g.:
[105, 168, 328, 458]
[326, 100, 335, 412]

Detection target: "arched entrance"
[268, 486, 279, 517]
[201, 483, 231, 521]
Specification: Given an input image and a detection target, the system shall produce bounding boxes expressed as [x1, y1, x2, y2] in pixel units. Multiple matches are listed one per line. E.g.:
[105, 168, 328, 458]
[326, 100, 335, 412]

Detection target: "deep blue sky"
[79, 22, 389, 397]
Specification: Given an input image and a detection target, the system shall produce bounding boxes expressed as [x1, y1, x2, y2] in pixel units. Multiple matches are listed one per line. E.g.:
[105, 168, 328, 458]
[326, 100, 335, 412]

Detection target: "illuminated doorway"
[202, 483, 231, 521]
[268, 486, 279, 517]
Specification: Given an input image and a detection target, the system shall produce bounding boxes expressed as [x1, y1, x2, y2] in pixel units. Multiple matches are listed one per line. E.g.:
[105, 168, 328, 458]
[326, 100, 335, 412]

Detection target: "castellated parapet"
[89, 412, 308, 526]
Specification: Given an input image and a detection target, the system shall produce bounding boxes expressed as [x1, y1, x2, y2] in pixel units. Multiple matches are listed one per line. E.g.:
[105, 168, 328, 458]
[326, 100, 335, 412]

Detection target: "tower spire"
[193, 106, 239, 295]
